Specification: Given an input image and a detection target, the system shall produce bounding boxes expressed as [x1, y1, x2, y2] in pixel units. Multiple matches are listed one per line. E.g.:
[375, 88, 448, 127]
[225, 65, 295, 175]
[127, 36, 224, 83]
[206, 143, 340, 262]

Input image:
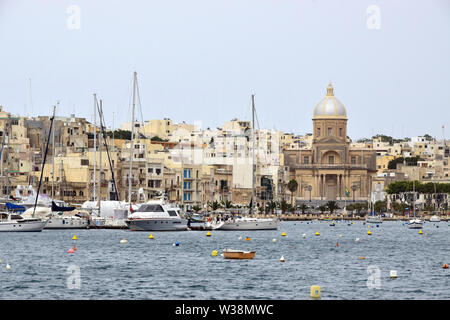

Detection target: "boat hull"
[215, 219, 279, 230]
[125, 218, 188, 231]
[0, 219, 48, 232]
[45, 217, 89, 229]
[407, 220, 424, 229]
[223, 250, 255, 259]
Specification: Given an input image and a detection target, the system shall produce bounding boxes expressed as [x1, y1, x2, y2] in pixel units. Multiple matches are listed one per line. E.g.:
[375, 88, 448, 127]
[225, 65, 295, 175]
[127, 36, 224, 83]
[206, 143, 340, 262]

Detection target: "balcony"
[293, 163, 369, 170]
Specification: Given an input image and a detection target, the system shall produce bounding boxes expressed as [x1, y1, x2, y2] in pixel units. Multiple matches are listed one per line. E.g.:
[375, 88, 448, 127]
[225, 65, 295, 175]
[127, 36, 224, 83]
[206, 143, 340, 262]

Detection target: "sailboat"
[207, 95, 279, 231]
[365, 184, 383, 223]
[407, 180, 423, 229]
[0, 111, 51, 231]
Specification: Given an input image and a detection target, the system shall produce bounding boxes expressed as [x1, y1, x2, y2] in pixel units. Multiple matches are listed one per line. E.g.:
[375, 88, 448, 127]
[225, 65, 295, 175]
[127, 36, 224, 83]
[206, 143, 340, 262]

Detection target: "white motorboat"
[407, 218, 424, 229]
[207, 216, 279, 231]
[125, 199, 188, 231]
[366, 215, 383, 224]
[0, 213, 48, 232]
[429, 215, 441, 222]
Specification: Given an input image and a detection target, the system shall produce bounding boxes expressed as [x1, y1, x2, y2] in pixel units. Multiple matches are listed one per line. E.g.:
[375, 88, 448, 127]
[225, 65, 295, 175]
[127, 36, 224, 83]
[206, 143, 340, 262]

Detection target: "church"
[283, 83, 377, 206]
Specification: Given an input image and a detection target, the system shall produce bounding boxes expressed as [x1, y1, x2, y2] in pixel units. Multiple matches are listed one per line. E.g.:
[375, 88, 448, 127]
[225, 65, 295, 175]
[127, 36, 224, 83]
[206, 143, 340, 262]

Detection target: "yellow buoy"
[310, 285, 321, 299]
[211, 250, 218, 257]
[244, 237, 251, 241]
[419, 230, 423, 234]
[368, 230, 372, 235]
[149, 234, 154, 239]
[315, 231, 320, 236]
[72, 235, 77, 240]
[206, 231, 211, 237]
[360, 256, 366, 260]
[281, 232, 286, 237]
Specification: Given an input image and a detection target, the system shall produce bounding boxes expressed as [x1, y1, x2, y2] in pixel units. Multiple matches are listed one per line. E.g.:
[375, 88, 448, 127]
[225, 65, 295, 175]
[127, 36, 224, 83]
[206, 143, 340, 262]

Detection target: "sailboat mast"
[6, 114, 11, 198]
[93, 94, 97, 203]
[51, 103, 56, 200]
[128, 72, 137, 209]
[413, 180, 416, 217]
[98, 99, 103, 212]
[251, 94, 256, 215]
[0, 125, 6, 197]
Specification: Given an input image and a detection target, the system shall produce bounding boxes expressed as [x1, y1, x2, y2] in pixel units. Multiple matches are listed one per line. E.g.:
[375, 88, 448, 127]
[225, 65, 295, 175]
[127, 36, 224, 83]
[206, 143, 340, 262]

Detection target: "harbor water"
[0, 221, 449, 300]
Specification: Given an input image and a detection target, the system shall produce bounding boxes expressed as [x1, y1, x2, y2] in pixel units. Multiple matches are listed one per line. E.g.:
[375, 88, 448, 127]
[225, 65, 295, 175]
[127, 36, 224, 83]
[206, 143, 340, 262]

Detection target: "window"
[304, 156, 309, 164]
[81, 159, 89, 166]
[328, 128, 332, 136]
[317, 128, 320, 137]
[137, 204, 164, 212]
[156, 168, 161, 175]
[328, 156, 334, 164]
[351, 156, 356, 164]
[168, 210, 178, 217]
[339, 128, 343, 137]
[148, 168, 153, 174]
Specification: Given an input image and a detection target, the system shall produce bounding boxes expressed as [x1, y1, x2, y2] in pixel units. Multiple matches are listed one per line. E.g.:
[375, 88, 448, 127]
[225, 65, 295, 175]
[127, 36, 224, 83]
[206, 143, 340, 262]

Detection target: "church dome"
[313, 83, 347, 119]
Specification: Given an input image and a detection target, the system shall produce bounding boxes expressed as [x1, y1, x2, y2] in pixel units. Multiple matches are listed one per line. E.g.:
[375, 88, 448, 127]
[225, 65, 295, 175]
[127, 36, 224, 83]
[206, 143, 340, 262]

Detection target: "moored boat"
[223, 249, 255, 259]
[125, 199, 188, 231]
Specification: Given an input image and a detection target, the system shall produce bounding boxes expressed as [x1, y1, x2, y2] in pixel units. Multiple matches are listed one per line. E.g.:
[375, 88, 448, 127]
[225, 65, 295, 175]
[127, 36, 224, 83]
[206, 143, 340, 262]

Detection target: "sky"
[0, 0, 449, 140]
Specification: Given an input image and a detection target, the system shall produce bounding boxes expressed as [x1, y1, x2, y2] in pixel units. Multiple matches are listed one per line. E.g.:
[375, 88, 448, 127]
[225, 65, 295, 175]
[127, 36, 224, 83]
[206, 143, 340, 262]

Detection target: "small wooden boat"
[223, 249, 255, 260]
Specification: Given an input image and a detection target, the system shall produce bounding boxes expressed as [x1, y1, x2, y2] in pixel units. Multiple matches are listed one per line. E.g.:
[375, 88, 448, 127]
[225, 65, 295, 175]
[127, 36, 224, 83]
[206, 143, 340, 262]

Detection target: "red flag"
[130, 204, 134, 213]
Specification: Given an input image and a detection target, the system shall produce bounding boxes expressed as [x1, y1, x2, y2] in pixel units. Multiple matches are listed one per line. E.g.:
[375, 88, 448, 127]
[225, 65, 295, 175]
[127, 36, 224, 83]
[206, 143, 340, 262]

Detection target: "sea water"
[0, 221, 449, 299]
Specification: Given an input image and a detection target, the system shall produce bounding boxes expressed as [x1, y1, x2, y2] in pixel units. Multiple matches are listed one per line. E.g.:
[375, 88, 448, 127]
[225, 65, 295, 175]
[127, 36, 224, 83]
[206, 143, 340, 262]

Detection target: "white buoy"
[6, 263, 11, 271]
[355, 238, 360, 242]
[302, 233, 306, 238]
[238, 236, 242, 240]
[339, 234, 343, 238]
[272, 238, 277, 242]
[280, 256, 285, 262]
[390, 270, 398, 278]
[120, 238, 128, 244]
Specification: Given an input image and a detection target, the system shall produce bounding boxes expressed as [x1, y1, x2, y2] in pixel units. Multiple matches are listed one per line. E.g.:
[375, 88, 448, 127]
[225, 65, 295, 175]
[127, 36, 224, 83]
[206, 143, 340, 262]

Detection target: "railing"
[294, 163, 369, 170]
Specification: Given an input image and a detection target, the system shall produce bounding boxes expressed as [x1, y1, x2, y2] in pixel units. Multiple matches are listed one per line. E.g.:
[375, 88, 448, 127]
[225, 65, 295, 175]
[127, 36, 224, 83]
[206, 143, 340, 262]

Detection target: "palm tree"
[279, 200, 289, 215]
[287, 179, 298, 207]
[299, 203, 308, 215]
[192, 205, 202, 213]
[318, 205, 327, 215]
[222, 200, 233, 209]
[208, 200, 222, 211]
[326, 201, 339, 215]
[267, 201, 277, 215]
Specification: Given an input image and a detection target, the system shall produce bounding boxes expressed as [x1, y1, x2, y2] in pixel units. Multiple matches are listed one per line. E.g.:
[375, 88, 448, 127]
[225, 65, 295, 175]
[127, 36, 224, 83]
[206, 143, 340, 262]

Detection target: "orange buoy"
[443, 264, 449, 269]
[73, 245, 77, 251]
[336, 242, 339, 247]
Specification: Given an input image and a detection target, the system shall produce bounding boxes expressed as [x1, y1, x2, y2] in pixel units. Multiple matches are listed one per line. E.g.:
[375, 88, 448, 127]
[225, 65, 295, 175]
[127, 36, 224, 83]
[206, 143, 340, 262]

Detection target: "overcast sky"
[0, 0, 449, 140]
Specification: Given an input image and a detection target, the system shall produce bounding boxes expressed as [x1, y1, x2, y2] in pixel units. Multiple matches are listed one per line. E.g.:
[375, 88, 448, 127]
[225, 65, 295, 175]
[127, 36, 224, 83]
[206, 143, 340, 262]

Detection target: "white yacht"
[207, 216, 279, 230]
[125, 200, 188, 231]
[0, 212, 48, 232]
[366, 215, 383, 224]
[429, 215, 441, 222]
[21, 202, 89, 229]
[407, 218, 424, 229]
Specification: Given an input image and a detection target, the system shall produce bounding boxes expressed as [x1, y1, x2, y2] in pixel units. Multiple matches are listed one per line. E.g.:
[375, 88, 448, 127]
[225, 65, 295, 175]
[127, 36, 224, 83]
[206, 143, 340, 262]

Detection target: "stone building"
[283, 83, 377, 206]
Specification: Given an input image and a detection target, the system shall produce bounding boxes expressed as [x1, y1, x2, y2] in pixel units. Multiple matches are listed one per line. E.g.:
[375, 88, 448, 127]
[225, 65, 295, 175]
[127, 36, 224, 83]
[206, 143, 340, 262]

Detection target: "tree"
[318, 205, 327, 215]
[287, 179, 298, 207]
[106, 129, 131, 140]
[326, 201, 339, 214]
[279, 200, 289, 214]
[192, 205, 202, 213]
[208, 201, 221, 211]
[299, 203, 308, 215]
[267, 201, 277, 214]
[222, 200, 233, 209]
[373, 200, 387, 213]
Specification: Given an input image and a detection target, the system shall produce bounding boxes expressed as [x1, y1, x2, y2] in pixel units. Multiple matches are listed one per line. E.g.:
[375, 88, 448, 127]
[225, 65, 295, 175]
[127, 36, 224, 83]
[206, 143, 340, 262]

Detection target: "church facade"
[283, 83, 376, 206]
